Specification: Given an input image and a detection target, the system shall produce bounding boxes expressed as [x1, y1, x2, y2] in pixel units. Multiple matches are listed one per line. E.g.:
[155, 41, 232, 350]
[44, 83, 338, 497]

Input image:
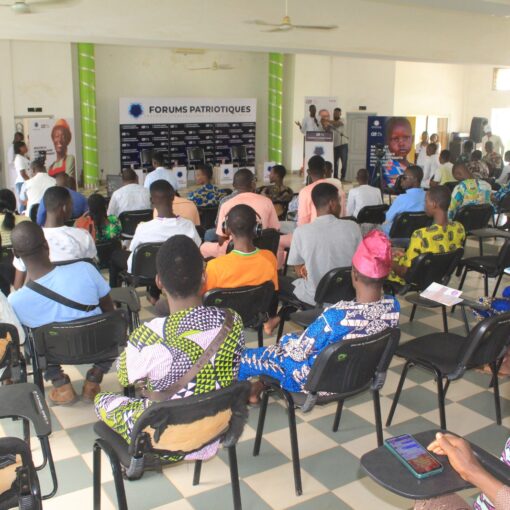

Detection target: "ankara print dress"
[239, 297, 400, 393]
[94, 306, 245, 462]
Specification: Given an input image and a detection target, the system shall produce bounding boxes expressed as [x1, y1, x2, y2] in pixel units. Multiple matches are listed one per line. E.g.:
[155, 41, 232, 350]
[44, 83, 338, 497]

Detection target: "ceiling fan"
[247, 0, 338, 32]
[188, 61, 234, 71]
[0, 0, 72, 14]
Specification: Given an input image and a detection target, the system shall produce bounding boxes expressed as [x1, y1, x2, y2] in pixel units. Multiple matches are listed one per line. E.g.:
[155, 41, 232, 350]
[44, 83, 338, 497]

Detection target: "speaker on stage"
[469, 117, 488, 144]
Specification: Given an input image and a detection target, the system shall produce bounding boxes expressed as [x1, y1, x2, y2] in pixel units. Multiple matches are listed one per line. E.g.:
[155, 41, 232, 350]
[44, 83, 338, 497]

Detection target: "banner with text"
[366, 116, 416, 189]
[119, 97, 256, 169]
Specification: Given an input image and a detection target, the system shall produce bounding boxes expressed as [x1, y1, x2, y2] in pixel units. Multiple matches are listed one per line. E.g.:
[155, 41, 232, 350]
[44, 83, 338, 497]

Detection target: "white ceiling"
[1, 0, 510, 65]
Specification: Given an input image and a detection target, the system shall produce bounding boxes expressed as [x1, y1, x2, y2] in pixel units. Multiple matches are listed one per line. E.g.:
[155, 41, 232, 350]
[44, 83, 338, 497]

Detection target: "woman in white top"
[13, 141, 30, 213]
[7, 132, 24, 190]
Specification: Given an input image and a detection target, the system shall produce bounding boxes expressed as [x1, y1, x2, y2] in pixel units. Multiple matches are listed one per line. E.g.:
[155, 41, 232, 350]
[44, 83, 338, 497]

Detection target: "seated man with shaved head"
[107, 168, 151, 218]
[8, 221, 114, 406]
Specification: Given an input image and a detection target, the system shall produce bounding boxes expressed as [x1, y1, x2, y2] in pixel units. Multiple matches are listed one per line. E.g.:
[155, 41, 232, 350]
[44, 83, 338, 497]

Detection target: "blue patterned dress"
[239, 297, 400, 392]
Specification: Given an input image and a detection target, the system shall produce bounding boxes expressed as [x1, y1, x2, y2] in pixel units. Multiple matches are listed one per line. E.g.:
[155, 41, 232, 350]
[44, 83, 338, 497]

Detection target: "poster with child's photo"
[366, 116, 416, 190]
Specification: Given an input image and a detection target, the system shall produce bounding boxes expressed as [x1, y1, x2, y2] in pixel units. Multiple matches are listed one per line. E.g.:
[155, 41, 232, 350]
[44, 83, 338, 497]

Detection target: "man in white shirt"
[143, 152, 178, 190]
[295, 104, 320, 134]
[13, 186, 97, 288]
[107, 168, 150, 217]
[421, 143, 440, 188]
[19, 158, 56, 218]
[109, 179, 201, 287]
[482, 125, 504, 156]
[7, 132, 24, 191]
[346, 168, 383, 218]
[415, 131, 429, 168]
[13, 141, 30, 212]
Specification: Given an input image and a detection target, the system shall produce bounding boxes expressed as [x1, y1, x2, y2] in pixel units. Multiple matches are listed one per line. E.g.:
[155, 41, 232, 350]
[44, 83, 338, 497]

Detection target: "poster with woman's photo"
[366, 115, 416, 190]
[28, 118, 77, 179]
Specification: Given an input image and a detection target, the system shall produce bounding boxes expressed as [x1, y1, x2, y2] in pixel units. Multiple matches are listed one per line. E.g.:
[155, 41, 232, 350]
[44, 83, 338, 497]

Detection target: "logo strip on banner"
[119, 97, 257, 169]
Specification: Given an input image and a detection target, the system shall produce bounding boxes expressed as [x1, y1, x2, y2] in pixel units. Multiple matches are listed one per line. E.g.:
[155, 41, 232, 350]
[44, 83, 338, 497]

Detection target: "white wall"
[463, 65, 510, 126]
[394, 61, 466, 132]
[0, 40, 75, 187]
[94, 45, 269, 175]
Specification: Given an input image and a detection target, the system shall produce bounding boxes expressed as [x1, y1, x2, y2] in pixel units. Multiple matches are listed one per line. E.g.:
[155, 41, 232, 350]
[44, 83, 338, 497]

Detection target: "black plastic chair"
[0, 323, 26, 384]
[118, 209, 153, 240]
[0, 436, 42, 510]
[386, 312, 510, 430]
[454, 203, 493, 235]
[254, 328, 400, 496]
[495, 192, 510, 227]
[27, 310, 128, 397]
[92, 382, 251, 510]
[356, 204, 388, 225]
[119, 242, 162, 288]
[404, 249, 464, 332]
[0, 383, 58, 501]
[29, 204, 39, 223]
[96, 238, 122, 270]
[277, 267, 355, 340]
[203, 282, 275, 347]
[226, 229, 280, 257]
[389, 212, 432, 240]
[197, 205, 219, 230]
[444, 181, 459, 193]
[458, 239, 510, 297]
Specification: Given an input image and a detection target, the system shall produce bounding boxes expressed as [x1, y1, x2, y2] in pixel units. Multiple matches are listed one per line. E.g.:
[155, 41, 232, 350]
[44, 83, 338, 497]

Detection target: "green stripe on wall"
[77, 43, 99, 188]
[268, 53, 283, 164]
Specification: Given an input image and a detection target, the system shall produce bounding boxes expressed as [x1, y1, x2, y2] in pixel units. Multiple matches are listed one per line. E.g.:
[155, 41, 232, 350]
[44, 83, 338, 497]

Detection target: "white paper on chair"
[419, 282, 463, 307]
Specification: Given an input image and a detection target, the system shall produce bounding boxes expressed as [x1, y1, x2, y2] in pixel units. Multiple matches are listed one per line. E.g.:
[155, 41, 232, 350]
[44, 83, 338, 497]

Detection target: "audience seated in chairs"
[388, 186, 466, 286]
[75, 193, 122, 242]
[187, 163, 225, 207]
[382, 166, 426, 236]
[265, 183, 362, 334]
[298, 155, 346, 225]
[346, 168, 383, 218]
[106, 168, 150, 218]
[94, 235, 245, 463]
[172, 192, 200, 226]
[258, 164, 294, 219]
[13, 186, 97, 290]
[19, 157, 55, 219]
[8, 221, 114, 405]
[496, 150, 510, 186]
[36, 173, 88, 226]
[483, 141, 504, 178]
[448, 162, 492, 220]
[200, 168, 280, 259]
[240, 230, 400, 404]
[110, 179, 201, 288]
[0, 189, 29, 248]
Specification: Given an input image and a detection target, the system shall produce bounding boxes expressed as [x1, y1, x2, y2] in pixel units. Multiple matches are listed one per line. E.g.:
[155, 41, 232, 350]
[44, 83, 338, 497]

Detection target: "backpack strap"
[26, 281, 99, 312]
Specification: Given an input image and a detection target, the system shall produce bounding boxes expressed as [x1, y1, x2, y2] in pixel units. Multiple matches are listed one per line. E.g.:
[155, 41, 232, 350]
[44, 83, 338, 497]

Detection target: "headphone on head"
[222, 210, 263, 238]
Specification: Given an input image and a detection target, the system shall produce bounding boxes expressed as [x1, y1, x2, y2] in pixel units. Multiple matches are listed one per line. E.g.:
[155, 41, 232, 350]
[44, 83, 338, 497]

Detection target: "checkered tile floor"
[1, 237, 509, 510]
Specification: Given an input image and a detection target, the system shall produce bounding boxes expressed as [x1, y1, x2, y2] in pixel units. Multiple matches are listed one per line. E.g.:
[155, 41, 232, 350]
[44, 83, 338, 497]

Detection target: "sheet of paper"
[419, 282, 463, 306]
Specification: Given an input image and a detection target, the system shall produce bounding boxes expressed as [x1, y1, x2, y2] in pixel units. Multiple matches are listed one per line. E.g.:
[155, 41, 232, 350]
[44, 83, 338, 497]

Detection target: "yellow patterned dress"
[94, 306, 244, 462]
[388, 222, 466, 285]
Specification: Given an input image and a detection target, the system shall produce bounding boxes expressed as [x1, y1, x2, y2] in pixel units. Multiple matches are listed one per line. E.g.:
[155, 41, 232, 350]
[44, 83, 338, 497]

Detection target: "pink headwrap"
[352, 230, 392, 279]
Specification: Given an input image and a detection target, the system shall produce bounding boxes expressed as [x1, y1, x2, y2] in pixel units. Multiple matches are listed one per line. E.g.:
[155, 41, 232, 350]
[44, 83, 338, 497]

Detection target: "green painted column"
[77, 43, 99, 188]
[268, 53, 283, 164]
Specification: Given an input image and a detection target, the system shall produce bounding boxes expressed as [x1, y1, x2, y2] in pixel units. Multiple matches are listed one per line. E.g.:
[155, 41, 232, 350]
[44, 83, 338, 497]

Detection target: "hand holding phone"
[385, 434, 443, 479]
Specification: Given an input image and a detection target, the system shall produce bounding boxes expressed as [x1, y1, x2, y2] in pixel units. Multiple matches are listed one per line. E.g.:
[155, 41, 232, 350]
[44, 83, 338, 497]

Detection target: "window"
[493, 68, 510, 91]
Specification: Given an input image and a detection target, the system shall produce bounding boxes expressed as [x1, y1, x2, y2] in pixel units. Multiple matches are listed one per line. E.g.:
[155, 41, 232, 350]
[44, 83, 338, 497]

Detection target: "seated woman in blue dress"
[239, 230, 400, 402]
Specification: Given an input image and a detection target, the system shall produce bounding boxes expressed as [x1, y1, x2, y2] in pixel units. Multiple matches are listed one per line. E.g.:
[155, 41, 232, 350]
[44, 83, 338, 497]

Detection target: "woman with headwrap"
[239, 230, 400, 401]
[48, 119, 76, 190]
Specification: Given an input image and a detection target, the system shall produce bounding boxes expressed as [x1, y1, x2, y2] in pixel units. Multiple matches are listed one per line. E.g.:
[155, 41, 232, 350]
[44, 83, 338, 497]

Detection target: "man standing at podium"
[295, 104, 320, 134]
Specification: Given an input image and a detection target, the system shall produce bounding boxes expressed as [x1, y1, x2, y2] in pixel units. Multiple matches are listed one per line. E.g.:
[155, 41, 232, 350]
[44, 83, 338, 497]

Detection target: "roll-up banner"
[366, 116, 416, 189]
[119, 98, 256, 171]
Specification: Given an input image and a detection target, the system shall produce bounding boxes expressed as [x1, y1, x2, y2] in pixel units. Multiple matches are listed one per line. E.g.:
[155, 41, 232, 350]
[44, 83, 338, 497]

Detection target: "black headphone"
[222, 210, 263, 238]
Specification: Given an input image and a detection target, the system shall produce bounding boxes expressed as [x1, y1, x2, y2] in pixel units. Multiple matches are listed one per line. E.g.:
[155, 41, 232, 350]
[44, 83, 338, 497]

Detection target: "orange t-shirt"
[203, 248, 278, 293]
